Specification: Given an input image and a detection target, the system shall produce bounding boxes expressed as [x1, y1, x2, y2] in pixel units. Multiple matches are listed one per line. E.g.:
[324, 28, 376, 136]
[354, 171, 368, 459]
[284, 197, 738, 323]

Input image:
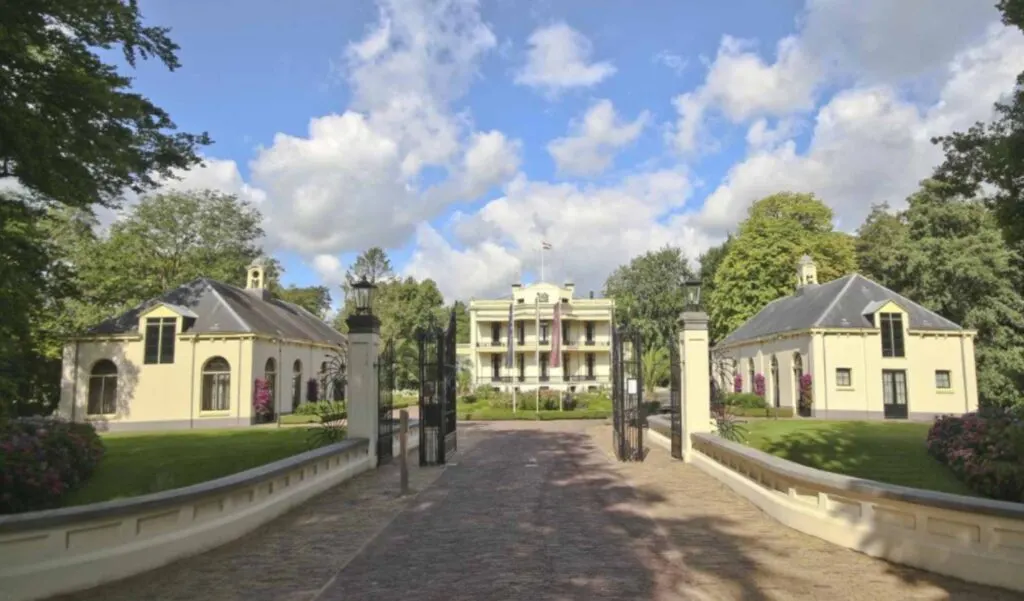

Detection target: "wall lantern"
[350, 277, 376, 315]
[683, 278, 703, 311]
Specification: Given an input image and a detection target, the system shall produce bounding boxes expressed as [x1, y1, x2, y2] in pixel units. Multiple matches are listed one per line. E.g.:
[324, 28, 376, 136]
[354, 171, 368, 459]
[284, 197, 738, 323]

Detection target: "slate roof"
[86, 278, 345, 346]
[716, 273, 962, 348]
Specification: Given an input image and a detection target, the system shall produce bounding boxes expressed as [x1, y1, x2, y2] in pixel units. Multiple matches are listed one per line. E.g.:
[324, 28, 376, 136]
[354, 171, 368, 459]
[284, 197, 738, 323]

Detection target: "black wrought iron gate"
[611, 327, 645, 462]
[418, 310, 458, 466]
[669, 331, 683, 459]
[377, 339, 396, 466]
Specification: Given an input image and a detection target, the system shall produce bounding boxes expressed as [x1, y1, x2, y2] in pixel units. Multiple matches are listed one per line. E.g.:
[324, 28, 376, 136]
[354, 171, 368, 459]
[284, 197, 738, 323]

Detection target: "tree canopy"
[603, 246, 695, 349]
[0, 0, 210, 208]
[709, 192, 857, 337]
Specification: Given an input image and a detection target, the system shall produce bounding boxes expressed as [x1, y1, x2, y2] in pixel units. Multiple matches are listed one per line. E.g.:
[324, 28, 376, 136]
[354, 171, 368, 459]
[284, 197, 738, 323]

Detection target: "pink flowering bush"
[253, 378, 273, 421]
[927, 408, 1024, 502]
[0, 418, 105, 514]
[733, 374, 743, 394]
[798, 373, 813, 413]
[753, 373, 766, 398]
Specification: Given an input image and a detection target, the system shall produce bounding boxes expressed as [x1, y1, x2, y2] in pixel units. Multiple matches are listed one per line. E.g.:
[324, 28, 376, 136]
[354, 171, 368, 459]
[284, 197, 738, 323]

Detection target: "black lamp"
[350, 277, 376, 315]
[683, 278, 703, 311]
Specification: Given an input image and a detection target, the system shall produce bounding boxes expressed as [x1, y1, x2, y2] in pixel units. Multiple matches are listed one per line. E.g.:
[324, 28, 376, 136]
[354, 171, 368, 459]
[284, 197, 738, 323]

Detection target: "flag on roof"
[542, 241, 552, 250]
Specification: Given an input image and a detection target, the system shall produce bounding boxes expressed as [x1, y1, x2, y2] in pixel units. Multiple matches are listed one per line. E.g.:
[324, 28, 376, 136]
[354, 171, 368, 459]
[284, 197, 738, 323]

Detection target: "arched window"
[292, 359, 303, 409]
[264, 358, 277, 407]
[202, 357, 231, 411]
[747, 359, 755, 394]
[770, 355, 780, 408]
[87, 360, 118, 415]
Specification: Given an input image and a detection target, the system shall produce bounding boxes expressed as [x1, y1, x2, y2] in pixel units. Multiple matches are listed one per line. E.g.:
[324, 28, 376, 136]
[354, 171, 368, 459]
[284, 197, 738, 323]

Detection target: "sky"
[116, 0, 1024, 305]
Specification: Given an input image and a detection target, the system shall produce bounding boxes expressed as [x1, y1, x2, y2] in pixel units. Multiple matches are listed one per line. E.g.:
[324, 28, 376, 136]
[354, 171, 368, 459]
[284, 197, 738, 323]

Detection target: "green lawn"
[743, 420, 975, 496]
[457, 395, 612, 421]
[64, 428, 320, 506]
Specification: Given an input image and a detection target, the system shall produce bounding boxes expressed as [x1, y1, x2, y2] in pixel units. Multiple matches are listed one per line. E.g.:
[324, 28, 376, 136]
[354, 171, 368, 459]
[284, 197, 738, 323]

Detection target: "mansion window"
[201, 357, 231, 411]
[879, 313, 905, 358]
[836, 368, 852, 387]
[87, 360, 118, 415]
[935, 370, 952, 389]
[585, 353, 595, 377]
[144, 317, 176, 364]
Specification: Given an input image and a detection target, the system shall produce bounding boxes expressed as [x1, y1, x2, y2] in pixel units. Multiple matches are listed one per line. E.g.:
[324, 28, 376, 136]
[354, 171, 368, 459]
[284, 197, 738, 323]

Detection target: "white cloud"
[669, 0, 1000, 155]
[547, 99, 650, 176]
[312, 254, 346, 285]
[654, 51, 688, 75]
[698, 22, 1024, 234]
[514, 23, 616, 94]
[405, 169, 715, 300]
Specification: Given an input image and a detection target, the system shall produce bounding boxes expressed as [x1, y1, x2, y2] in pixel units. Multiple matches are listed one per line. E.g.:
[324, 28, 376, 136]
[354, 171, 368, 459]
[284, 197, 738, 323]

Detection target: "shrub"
[711, 402, 747, 443]
[798, 373, 813, 412]
[0, 418, 105, 513]
[733, 374, 743, 394]
[253, 378, 273, 420]
[294, 400, 346, 418]
[724, 393, 766, 409]
[927, 409, 1024, 502]
[753, 373, 766, 398]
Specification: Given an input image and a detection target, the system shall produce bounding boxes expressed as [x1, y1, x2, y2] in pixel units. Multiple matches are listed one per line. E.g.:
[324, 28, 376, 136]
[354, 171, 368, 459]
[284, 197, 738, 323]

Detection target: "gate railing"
[376, 338, 396, 466]
[611, 327, 645, 462]
[418, 310, 459, 466]
[669, 331, 683, 459]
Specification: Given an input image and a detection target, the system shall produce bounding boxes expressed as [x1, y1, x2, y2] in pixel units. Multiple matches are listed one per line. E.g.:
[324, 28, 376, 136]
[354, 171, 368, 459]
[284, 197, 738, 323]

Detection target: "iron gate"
[377, 339, 396, 466]
[611, 327, 645, 462]
[669, 331, 683, 459]
[418, 310, 458, 466]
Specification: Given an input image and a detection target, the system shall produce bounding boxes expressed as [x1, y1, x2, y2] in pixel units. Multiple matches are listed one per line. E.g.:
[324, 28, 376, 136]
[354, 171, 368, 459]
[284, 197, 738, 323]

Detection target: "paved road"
[55, 421, 1020, 601]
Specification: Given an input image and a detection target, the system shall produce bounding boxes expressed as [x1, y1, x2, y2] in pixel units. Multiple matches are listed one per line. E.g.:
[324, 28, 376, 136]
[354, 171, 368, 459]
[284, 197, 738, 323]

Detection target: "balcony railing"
[539, 375, 550, 382]
[567, 374, 598, 382]
[480, 376, 513, 383]
[477, 340, 505, 347]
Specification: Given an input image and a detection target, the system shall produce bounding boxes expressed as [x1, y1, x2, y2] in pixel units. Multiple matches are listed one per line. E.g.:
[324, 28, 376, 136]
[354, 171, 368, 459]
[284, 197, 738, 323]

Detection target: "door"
[882, 370, 908, 419]
[491, 355, 501, 380]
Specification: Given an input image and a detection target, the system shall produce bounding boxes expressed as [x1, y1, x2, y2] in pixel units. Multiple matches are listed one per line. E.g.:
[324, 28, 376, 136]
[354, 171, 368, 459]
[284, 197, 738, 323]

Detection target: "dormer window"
[144, 317, 176, 364]
[880, 312, 905, 358]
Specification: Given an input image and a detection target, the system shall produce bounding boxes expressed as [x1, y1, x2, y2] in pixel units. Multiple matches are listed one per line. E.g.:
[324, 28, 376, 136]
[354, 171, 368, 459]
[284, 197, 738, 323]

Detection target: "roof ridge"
[859, 275, 962, 329]
[204, 278, 253, 332]
[812, 273, 857, 328]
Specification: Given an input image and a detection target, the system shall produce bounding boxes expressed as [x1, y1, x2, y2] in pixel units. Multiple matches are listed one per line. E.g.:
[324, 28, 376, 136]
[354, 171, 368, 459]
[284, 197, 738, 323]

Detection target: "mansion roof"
[717, 273, 962, 348]
[86, 278, 345, 346]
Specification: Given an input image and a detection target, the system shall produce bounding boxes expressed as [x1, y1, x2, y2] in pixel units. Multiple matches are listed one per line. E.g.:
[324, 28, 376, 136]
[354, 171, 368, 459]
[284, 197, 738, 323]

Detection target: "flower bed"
[926, 408, 1024, 502]
[0, 418, 105, 513]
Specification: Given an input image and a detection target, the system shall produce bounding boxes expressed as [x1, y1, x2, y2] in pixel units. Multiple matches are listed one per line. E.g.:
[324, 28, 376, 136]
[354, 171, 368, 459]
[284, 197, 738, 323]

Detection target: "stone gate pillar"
[680, 311, 711, 461]
[346, 314, 380, 462]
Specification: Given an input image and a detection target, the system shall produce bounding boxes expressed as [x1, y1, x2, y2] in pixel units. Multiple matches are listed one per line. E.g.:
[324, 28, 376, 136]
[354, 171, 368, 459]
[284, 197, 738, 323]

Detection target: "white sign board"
[627, 379, 638, 394]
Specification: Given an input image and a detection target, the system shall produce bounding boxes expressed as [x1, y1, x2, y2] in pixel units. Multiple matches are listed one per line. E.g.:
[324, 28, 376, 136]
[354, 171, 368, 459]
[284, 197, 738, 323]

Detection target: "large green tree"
[603, 246, 695, 349]
[710, 192, 857, 337]
[931, 0, 1024, 253]
[0, 0, 210, 209]
[856, 181, 1024, 408]
[277, 286, 332, 319]
[451, 300, 470, 344]
[698, 236, 733, 344]
[854, 203, 911, 291]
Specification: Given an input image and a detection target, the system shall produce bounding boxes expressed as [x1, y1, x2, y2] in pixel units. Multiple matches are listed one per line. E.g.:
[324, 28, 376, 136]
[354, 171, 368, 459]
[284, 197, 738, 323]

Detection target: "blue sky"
[124, 0, 1018, 303]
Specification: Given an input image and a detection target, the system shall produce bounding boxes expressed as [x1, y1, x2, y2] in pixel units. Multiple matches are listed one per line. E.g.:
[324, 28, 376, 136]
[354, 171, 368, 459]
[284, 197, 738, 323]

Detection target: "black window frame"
[585, 352, 595, 377]
[144, 317, 177, 364]
[491, 322, 501, 342]
[935, 370, 952, 389]
[836, 368, 852, 387]
[880, 312, 905, 358]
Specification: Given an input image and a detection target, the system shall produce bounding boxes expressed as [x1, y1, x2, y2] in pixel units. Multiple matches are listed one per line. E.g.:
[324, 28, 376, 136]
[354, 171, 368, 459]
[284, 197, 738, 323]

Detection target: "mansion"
[468, 282, 615, 392]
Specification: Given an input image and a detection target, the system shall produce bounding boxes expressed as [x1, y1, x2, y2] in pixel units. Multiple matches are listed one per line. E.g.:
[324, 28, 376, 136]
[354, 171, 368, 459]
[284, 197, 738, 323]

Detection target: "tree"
[710, 192, 857, 337]
[346, 247, 394, 284]
[451, 300, 470, 344]
[698, 236, 733, 344]
[603, 246, 695, 349]
[641, 346, 670, 395]
[0, 0, 210, 209]
[854, 203, 911, 291]
[278, 286, 332, 319]
[931, 0, 1024, 252]
[895, 181, 1024, 408]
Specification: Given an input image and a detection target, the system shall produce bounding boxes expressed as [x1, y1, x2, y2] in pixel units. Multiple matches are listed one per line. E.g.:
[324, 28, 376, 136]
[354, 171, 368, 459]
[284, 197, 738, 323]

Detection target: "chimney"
[796, 254, 819, 294]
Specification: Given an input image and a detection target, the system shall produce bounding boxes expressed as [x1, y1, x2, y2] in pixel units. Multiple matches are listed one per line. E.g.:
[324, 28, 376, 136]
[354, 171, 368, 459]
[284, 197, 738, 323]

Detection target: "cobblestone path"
[53, 421, 1022, 601]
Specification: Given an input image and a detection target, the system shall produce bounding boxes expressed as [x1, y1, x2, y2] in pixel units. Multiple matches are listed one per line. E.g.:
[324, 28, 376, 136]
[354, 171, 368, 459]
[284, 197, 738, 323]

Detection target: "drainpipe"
[70, 341, 80, 422]
[238, 339, 243, 426]
[189, 338, 197, 429]
[959, 334, 969, 413]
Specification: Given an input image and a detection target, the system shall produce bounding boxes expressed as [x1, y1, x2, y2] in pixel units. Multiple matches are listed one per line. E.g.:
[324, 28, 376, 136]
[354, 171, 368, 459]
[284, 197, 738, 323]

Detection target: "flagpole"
[535, 294, 540, 414]
[541, 245, 545, 283]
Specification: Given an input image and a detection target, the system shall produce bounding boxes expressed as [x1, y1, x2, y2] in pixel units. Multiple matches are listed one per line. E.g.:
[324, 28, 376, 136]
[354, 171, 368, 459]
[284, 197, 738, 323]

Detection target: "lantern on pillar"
[350, 277, 376, 315]
[683, 278, 703, 312]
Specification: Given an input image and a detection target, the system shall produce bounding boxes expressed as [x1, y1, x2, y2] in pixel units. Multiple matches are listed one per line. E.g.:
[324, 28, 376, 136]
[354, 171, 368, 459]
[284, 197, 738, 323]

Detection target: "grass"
[743, 420, 976, 496]
[64, 427, 321, 506]
[457, 395, 612, 421]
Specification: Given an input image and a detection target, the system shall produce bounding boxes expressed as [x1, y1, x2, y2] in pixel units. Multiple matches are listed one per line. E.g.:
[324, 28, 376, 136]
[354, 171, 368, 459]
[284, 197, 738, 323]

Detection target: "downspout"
[862, 332, 870, 420]
[959, 334, 969, 413]
[238, 339, 243, 425]
[277, 339, 283, 416]
[71, 341, 80, 422]
[189, 338, 197, 429]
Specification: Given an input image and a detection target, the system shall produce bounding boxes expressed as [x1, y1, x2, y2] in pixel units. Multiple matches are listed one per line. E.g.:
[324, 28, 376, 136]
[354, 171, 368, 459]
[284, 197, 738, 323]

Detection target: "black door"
[882, 370, 908, 419]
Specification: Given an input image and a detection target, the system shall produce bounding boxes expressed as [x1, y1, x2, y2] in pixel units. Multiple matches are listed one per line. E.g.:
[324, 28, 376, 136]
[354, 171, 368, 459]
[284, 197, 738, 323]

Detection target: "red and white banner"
[550, 301, 561, 367]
